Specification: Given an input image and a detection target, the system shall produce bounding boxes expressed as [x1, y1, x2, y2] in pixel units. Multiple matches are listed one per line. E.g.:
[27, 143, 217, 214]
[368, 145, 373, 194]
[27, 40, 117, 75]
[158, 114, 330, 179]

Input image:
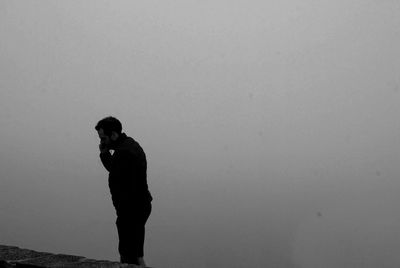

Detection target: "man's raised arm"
[99, 145, 112, 172]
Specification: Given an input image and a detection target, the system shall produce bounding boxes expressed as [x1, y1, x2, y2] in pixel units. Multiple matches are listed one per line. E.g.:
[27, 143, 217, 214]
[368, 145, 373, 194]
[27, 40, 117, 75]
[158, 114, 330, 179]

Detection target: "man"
[95, 116, 153, 267]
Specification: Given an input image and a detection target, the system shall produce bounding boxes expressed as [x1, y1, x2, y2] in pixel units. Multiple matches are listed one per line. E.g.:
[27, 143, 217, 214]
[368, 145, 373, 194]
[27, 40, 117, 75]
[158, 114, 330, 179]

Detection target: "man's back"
[100, 133, 153, 213]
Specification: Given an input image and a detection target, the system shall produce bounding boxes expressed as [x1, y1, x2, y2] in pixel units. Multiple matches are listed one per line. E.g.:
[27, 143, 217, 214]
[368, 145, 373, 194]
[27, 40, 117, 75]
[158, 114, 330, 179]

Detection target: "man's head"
[95, 116, 122, 149]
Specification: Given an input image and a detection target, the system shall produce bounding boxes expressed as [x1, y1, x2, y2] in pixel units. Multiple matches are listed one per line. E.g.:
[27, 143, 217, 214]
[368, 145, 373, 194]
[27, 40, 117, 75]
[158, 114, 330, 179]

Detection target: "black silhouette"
[95, 116, 153, 267]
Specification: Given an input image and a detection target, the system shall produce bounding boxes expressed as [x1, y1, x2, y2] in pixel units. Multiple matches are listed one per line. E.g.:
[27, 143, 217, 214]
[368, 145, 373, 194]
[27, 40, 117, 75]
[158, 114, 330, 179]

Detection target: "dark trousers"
[116, 202, 152, 264]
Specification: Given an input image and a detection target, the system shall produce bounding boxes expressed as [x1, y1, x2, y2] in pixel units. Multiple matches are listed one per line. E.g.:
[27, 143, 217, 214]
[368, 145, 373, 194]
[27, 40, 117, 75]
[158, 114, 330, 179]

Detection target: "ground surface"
[0, 245, 136, 268]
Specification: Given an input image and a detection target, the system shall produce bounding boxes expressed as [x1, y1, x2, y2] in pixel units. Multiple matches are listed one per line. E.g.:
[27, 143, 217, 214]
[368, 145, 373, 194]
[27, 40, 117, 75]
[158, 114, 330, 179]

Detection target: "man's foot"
[129, 264, 152, 268]
[120, 256, 150, 267]
[137, 257, 147, 267]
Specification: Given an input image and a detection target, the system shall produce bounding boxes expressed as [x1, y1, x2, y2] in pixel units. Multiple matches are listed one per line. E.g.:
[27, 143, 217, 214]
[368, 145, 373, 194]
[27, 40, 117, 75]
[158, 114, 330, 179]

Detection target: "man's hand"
[99, 143, 109, 154]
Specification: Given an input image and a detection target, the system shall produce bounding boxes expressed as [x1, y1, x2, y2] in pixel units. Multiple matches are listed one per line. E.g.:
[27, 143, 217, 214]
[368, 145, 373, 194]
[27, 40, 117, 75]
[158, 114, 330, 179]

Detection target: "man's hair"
[95, 116, 122, 136]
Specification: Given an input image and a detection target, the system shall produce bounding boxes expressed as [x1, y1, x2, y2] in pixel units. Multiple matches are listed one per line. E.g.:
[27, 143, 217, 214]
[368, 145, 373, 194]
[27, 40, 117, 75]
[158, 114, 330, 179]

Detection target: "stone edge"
[0, 245, 135, 268]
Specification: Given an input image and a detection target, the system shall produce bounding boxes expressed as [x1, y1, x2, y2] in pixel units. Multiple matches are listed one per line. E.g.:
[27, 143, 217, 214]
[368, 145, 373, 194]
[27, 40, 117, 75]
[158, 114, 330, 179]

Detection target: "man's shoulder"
[116, 139, 145, 158]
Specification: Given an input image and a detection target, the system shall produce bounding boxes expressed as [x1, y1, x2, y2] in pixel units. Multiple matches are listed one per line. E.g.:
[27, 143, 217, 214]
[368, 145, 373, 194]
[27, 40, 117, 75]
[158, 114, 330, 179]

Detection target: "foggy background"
[1, 1, 399, 267]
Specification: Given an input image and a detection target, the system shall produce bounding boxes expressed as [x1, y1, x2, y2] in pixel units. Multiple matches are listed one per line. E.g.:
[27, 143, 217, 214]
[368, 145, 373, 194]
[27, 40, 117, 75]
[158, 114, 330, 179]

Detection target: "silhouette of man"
[95, 116, 153, 267]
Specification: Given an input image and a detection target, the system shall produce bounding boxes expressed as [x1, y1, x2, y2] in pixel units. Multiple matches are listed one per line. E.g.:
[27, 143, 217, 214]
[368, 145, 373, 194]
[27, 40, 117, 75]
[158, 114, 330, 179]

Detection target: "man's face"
[97, 128, 111, 148]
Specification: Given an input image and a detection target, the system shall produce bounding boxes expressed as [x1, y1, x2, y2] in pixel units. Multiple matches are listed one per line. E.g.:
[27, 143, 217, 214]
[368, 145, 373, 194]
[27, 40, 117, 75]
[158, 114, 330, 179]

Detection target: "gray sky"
[1, 1, 400, 267]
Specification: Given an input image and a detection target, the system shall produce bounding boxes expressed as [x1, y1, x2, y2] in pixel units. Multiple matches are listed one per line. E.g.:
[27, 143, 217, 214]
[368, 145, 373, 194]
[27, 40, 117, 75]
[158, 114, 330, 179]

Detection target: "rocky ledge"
[0, 245, 136, 268]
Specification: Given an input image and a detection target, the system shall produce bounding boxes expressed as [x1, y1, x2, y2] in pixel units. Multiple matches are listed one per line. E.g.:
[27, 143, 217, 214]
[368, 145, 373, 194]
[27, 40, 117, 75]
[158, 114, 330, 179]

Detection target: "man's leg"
[116, 217, 139, 265]
[117, 203, 152, 266]
[135, 202, 152, 265]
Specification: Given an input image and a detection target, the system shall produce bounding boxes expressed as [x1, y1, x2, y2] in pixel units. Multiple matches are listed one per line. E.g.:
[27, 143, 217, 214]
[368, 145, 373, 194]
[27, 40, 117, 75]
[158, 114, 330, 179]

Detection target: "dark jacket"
[100, 133, 152, 214]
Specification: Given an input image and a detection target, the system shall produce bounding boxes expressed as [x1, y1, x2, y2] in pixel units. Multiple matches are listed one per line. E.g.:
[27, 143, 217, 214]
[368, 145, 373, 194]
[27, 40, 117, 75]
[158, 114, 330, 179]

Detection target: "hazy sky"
[1, 1, 400, 267]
